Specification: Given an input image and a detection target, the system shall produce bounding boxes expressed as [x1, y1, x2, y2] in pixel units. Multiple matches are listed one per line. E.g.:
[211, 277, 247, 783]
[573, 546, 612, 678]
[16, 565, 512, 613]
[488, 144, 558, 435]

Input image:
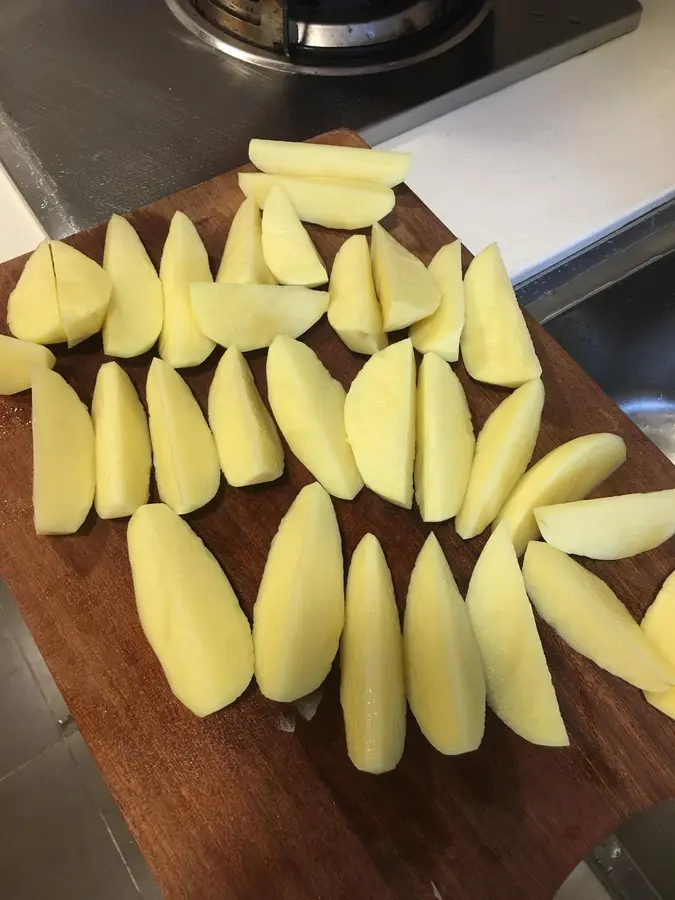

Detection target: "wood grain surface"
[1, 129, 675, 900]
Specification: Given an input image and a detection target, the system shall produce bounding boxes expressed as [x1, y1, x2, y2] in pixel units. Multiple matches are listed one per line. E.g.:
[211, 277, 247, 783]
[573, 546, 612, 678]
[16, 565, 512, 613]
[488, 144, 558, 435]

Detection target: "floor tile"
[0, 664, 60, 779]
[0, 741, 141, 900]
[554, 862, 612, 900]
[0, 611, 23, 679]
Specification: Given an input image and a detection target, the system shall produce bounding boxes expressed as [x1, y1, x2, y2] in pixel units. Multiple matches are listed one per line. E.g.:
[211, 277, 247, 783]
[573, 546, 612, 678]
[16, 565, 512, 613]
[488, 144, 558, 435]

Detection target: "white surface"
[1, 0, 674, 280]
[378, 0, 675, 281]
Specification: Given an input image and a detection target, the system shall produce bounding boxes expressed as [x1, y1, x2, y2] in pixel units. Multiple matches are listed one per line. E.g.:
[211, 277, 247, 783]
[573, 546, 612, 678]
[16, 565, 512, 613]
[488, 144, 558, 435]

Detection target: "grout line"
[0, 736, 63, 787]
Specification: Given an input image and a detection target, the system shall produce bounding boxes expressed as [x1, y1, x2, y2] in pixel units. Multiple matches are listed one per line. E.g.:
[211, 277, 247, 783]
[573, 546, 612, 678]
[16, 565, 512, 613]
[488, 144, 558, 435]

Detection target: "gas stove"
[0, 0, 641, 239]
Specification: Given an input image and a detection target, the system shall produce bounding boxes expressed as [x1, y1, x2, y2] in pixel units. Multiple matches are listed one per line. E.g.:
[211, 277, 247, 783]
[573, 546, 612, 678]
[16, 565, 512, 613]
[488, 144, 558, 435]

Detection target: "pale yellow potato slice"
[327, 234, 387, 355]
[238, 172, 395, 230]
[341, 534, 406, 773]
[208, 347, 284, 487]
[410, 242, 464, 362]
[0, 335, 55, 394]
[50, 240, 111, 348]
[217, 196, 275, 285]
[344, 339, 416, 508]
[92, 362, 152, 519]
[405, 533, 486, 754]
[461, 243, 541, 387]
[456, 378, 544, 540]
[190, 283, 328, 351]
[535, 489, 675, 560]
[523, 541, 675, 692]
[371, 223, 441, 332]
[496, 432, 627, 556]
[7, 241, 66, 344]
[415, 353, 474, 522]
[249, 139, 411, 187]
[145, 358, 220, 515]
[467, 524, 568, 746]
[266, 336, 362, 500]
[642, 572, 675, 718]
[102, 214, 163, 358]
[253, 482, 344, 702]
[159, 211, 215, 368]
[32, 367, 94, 535]
[261, 185, 327, 287]
[127, 503, 253, 716]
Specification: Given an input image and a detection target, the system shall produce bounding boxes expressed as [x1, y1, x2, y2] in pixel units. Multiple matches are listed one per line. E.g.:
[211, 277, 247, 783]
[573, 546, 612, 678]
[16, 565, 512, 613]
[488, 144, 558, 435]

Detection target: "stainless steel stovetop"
[0, 0, 640, 240]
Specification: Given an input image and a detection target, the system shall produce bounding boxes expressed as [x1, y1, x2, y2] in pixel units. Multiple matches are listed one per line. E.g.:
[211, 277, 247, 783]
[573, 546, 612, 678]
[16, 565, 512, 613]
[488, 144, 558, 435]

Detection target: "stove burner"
[167, 0, 492, 74]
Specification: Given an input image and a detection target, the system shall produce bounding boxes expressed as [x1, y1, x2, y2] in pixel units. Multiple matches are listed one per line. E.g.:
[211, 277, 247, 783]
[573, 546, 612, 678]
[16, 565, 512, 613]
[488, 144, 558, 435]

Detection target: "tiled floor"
[0, 579, 162, 900]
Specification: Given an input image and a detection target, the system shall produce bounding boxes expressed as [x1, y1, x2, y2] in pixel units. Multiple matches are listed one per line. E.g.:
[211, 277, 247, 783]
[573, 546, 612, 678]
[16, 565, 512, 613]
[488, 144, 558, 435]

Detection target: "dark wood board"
[1, 128, 674, 900]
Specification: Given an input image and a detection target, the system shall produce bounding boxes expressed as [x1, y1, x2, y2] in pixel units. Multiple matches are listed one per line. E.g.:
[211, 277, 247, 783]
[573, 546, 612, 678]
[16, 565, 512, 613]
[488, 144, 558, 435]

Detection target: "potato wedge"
[217, 196, 275, 285]
[7, 241, 66, 345]
[467, 524, 568, 746]
[249, 139, 411, 187]
[32, 367, 94, 535]
[327, 234, 386, 355]
[415, 353, 474, 522]
[344, 339, 416, 508]
[261, 186, 327, 287]
[102, 214, 163, 358]
[238, 172, 395, 229]
[145, 358, 220, 515]
[523, 541, 675, 692]
[92, 362, 152, 519]
[341, 534, 406, 773]
[253, 483, 344, 702]
[128, 503, 253, 716]
[0, 335, 55, 395]
[405, 533, 486, 754]
[371, 223, 441, 331]
[208, 347, 284, 487]
[410, 242, 464, 362]
[642, 572, 675, 718]
[495, 432, 627, 556]
[51, 240, 111, 348]
[461, 243, 541, 387]
[190, 283, 328, 351]
[456, 379, 544, 540]
[267, 336, 362, 500]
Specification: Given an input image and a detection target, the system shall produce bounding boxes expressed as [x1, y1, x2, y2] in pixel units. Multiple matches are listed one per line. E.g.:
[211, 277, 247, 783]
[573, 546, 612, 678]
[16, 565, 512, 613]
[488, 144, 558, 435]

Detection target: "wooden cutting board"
[1, 128, 675, 900]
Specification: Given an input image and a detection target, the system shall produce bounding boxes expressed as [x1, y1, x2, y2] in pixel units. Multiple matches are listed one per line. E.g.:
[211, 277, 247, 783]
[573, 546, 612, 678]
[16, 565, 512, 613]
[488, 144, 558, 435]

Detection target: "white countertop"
[1, 0, 674, 282]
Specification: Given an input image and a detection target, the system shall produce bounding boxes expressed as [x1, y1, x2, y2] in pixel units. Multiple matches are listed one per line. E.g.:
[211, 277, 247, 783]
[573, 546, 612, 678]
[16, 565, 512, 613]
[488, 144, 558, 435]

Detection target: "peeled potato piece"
[371, 223, 441, 332]
[217, 196, 275, 285]
[32, 367, 94, 535]
[467, 524, 568, 746]
[249, 139, 411, 187]
[523, 541, 675, 692]
[51, 240, 111, 348]
[496, 432, 627, 556]
[253, 483, 344, 702]
[238, 172, 395, 230]
[128, 503, 254, 716]
[102, 214, 163, 358]
[535, 489, 675, 560]
[460, 243, 541, 387]
[410, 242, 465, 362]
[344, 339, 416, 508]
[327, 234, 386, 355]
[7, 241, 66, 345]
[267, 336, 362, 500]
[208, 347, 284, 487]
[190, 283, 328, 351]
[456, 379, 544, 540]
[642, 572, 675, 718]
[405, 533, 486, 754]
[145, 358, 220, 515]
[261, 186, 327, 287]
[159, 211, 215, 368]
[341, 534, 406, 773]
[92, 362, 152, 519]
[0, 335, 55, 395]
[415, 353, 474, 522]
